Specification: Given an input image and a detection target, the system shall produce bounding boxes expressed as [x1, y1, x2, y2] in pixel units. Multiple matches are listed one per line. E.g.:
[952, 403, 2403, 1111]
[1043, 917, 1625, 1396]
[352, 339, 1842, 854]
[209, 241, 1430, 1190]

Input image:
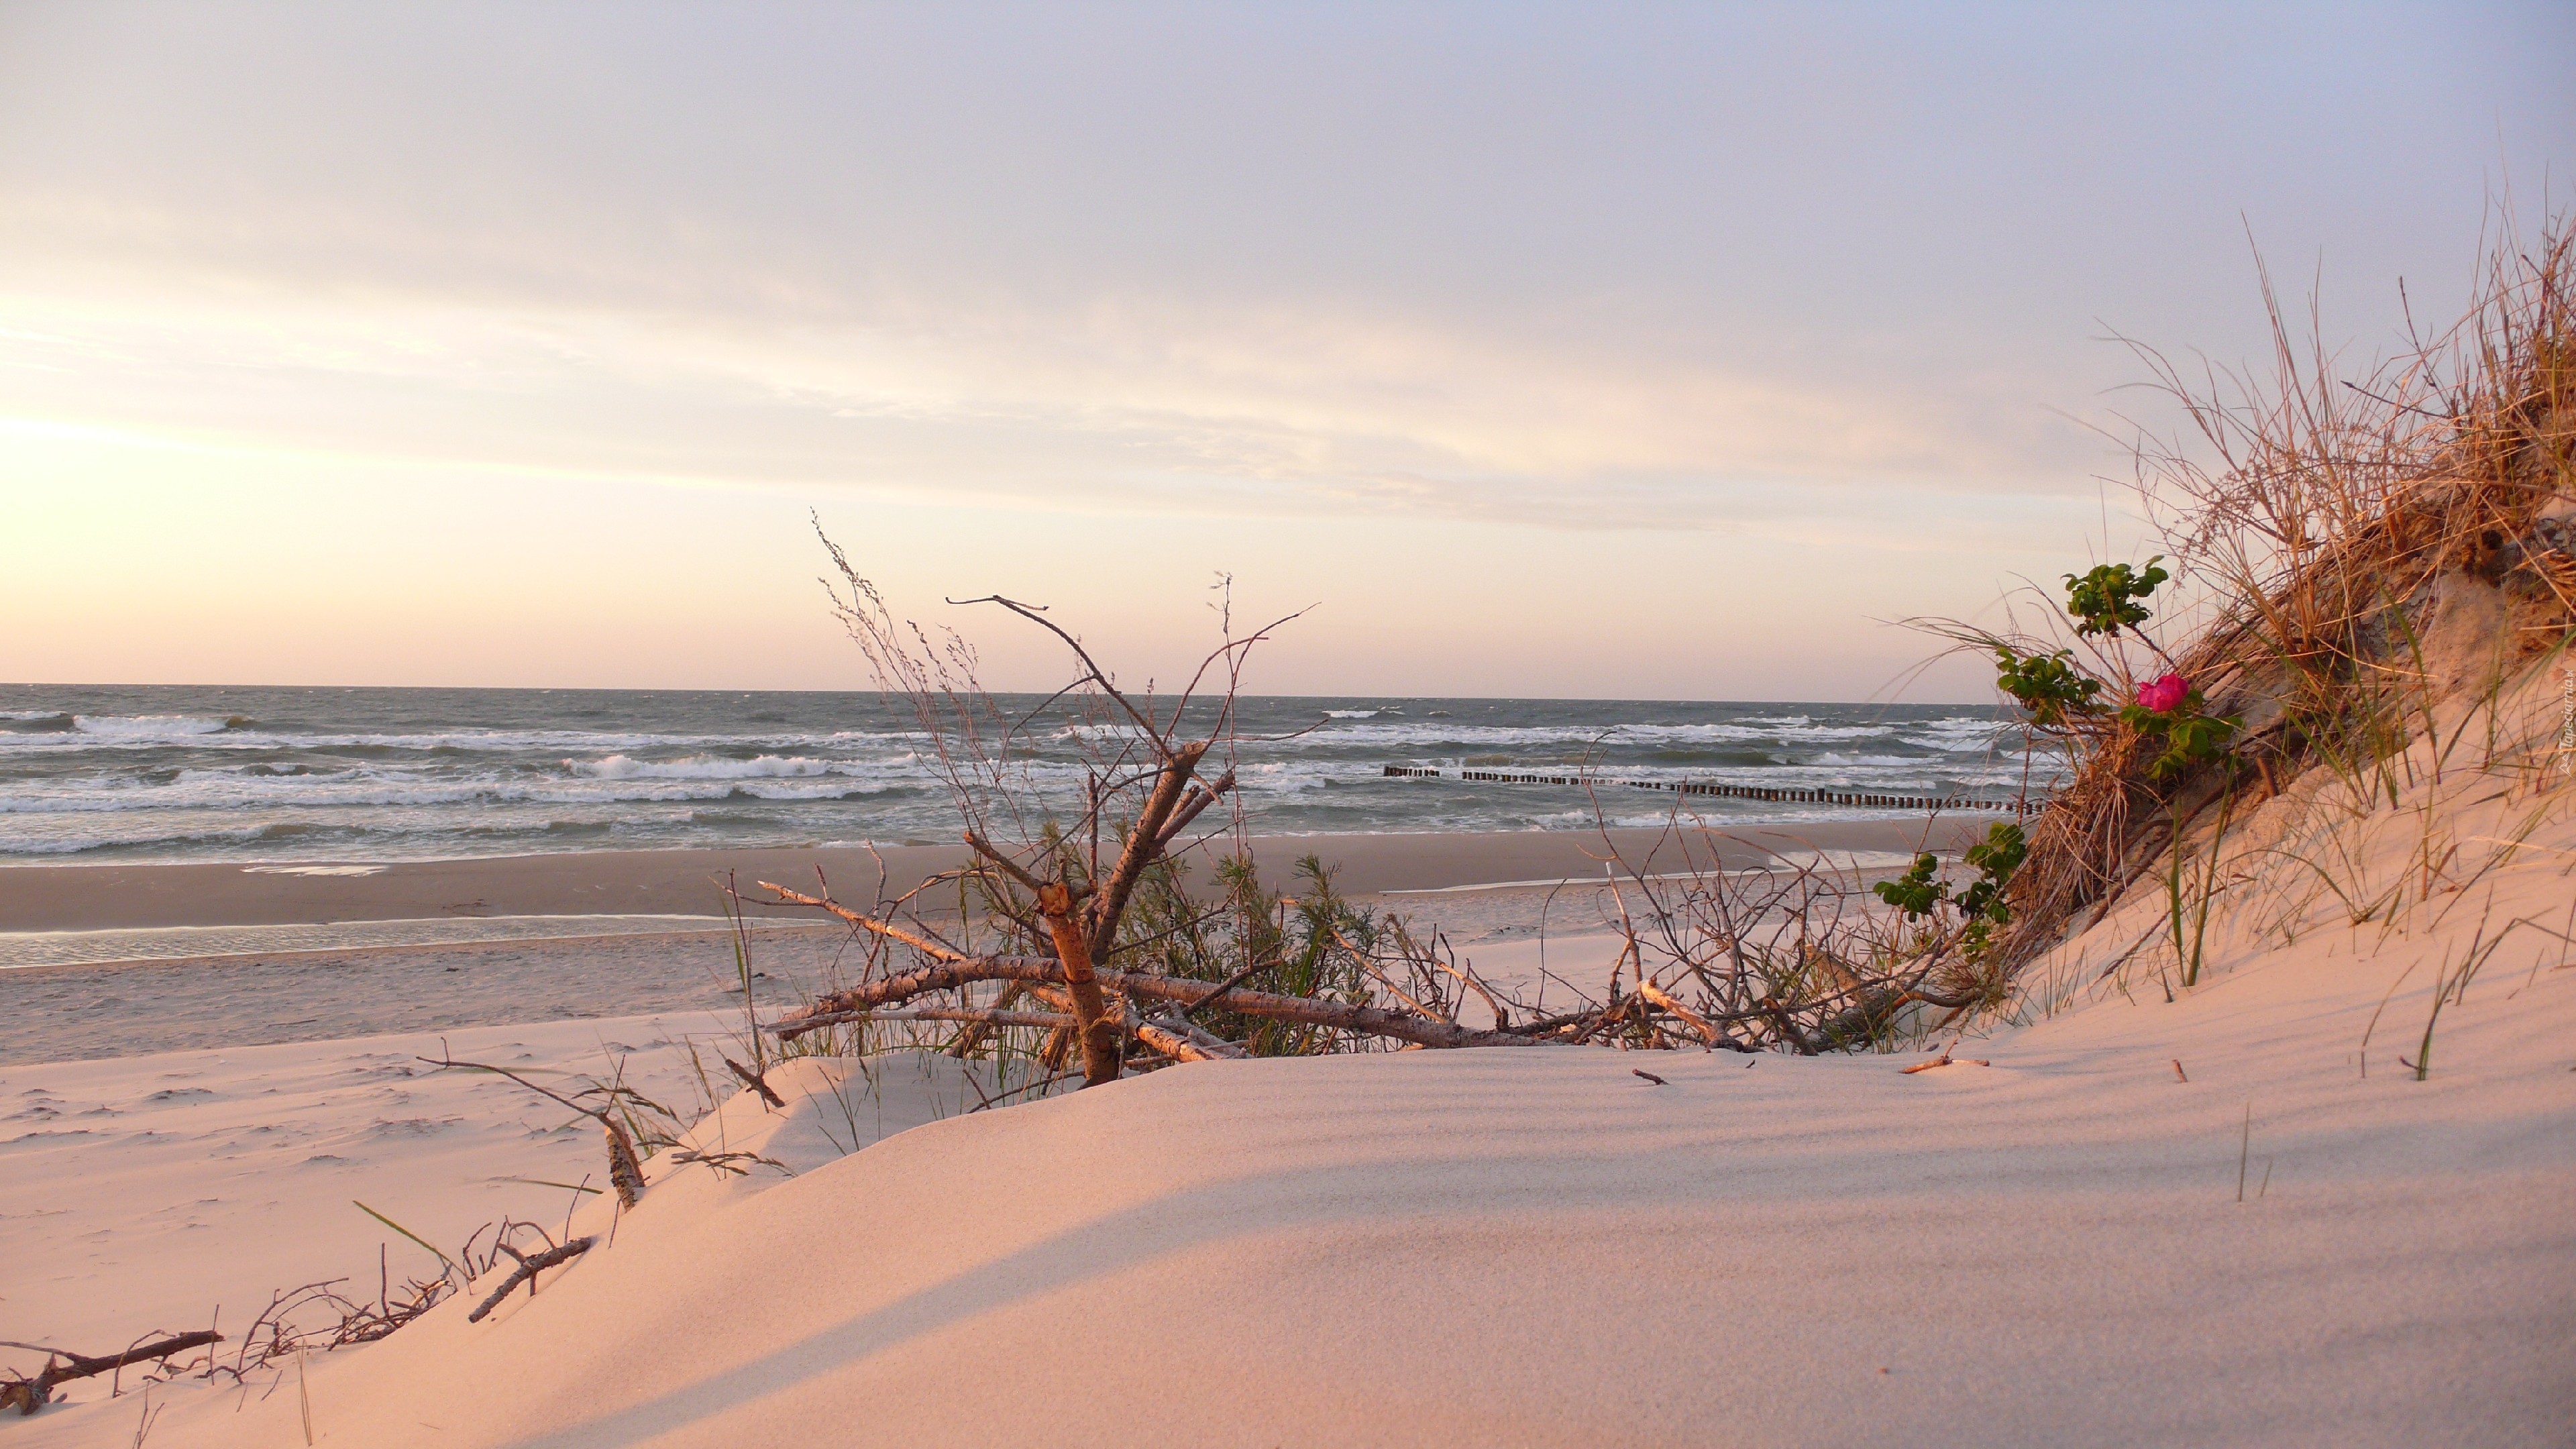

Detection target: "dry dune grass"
[1988, 209, 2575, 983]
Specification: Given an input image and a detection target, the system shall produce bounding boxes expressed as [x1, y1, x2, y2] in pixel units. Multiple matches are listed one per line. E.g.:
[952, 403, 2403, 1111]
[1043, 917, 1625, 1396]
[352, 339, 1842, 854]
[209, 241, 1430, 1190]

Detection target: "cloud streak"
[0, 1, 2565, 693]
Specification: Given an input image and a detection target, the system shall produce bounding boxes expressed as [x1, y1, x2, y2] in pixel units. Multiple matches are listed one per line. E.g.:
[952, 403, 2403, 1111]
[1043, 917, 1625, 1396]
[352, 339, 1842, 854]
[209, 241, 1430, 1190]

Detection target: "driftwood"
[466, 1238, 596, 1324]
[1, 1332, 223, 1414]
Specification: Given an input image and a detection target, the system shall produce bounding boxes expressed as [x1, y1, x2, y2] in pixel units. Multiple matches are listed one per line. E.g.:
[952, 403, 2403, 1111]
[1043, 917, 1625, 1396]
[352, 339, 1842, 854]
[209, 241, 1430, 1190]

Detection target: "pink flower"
[2136, 674, 2189, 714]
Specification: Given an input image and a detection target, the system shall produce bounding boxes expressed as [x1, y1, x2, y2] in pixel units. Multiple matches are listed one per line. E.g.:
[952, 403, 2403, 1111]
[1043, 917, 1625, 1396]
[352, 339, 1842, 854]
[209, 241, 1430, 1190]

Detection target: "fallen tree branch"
[1, 1332, 223, 1414]
[771, 957, 1547, 1050]
[466, 1238, 596, 1324]
[1136, 1013, 1250, 1062]
[945, 982, 1029, 1058]
[1181, 955, 1274, 1019]
[816, 1001, 1246, 1064]
[959, 832, 1053, 896]
[840, 1006, 1077, 1030]
[755, 881, 967, 963]
[1636, 979, 1723, 1048]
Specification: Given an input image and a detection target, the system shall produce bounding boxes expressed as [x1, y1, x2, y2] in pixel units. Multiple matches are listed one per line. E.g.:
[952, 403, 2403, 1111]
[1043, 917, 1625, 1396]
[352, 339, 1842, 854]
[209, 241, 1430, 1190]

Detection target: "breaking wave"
[0, 687, 2041, 862]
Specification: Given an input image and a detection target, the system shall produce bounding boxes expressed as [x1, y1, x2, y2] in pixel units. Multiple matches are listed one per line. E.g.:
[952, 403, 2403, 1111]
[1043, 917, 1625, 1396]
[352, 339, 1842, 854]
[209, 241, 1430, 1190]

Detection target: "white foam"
[575, 753, 838, 782]
[241, 864, 387, 877]
[66, 714, 234, 741]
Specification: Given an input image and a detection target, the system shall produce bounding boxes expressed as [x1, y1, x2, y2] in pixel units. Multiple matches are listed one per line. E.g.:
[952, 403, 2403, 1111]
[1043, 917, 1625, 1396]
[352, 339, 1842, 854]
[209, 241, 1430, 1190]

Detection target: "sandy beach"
[0, 820, 1969, 934]
[10, 855, 2570, 1446]
[7, 778, 2574, 1446]
[9, 13, 2566, 1443]
[0, 822, 1957, 1057]
[0, 825, 1901, 1374]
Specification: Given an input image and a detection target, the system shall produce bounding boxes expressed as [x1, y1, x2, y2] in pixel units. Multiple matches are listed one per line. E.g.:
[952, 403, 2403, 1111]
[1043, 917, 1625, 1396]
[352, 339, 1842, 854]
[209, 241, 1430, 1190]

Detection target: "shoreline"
[0, 820, 1978, 934]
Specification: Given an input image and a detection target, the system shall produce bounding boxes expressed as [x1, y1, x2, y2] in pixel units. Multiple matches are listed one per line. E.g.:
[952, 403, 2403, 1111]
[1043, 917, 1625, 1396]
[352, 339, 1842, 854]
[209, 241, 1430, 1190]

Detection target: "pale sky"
[1, 3, 2567, 699]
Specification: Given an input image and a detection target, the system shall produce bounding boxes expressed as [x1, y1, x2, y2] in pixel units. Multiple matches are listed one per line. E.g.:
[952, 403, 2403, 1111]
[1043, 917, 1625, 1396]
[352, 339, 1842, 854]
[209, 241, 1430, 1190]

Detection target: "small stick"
[466, 1238, 597, 1324]
[724, 1057, 786, 1109]
[1899, 1054, 1990, 1074]
[2171, 1059, 2189, 1083]
[1632, 1069, 1668, 1086]
[1181, 955, 1271, 1020]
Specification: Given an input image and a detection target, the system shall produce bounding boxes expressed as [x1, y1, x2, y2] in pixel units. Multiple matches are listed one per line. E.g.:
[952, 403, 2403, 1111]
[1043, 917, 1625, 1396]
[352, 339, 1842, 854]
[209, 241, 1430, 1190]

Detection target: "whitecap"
[67, 714, 235, 741]
[573, 753, 837, 782]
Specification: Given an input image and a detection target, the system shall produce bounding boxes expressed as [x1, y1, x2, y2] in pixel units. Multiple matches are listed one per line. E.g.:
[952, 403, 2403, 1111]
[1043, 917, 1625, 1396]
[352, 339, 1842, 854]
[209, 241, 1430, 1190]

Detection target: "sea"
[0, 686, 2047, 865]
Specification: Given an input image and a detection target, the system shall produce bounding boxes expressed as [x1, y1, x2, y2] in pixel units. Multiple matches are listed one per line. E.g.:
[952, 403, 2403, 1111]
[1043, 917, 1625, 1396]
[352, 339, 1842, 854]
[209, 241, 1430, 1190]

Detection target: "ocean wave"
[0, 689, 2034, 862]
[574, 753, 842, 782]
[1318, 719, 1937, 751]
[0, 722, 943, 757]
[68, 714, 244, 741]
[0, 769, 920, 814]
[0, 818, 345, 856]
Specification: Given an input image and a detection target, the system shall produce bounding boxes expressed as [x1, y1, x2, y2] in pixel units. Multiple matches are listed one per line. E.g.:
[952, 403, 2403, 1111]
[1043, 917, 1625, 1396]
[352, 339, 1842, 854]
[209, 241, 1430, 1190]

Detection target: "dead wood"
[1083, 739, 1213, 961]
[1134, 1014, 1248, 1062]
[755, 880, 967, 963]
[771, 956, 1548, 1050]
[1040, 879, 1124, 1086]
[1635, 979, 1722, 1047]
[851, 1006, 1078, 1030]
[1150, 769, 1236, 853]
[946, 982, 1029, 1058]
[466, 1238, 597, 1324]
[1, 1332, 223, 1414]
[724, 1056, 786, 1109]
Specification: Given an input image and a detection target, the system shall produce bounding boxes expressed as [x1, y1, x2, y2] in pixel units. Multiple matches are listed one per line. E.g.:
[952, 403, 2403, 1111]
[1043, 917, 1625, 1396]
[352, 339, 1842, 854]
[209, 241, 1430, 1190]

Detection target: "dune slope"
[28, 927, 2570, 1446]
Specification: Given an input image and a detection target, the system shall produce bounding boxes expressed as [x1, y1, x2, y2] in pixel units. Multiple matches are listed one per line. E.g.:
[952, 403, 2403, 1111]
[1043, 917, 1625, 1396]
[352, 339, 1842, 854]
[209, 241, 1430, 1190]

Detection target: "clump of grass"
[1945, 205, 2573, 979]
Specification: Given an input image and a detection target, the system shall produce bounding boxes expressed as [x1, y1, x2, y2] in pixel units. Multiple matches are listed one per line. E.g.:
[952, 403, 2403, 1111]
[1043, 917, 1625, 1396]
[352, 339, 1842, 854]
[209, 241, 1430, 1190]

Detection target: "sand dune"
[16, 865, 2571, 1445]
[10, 710, 2573, 1445]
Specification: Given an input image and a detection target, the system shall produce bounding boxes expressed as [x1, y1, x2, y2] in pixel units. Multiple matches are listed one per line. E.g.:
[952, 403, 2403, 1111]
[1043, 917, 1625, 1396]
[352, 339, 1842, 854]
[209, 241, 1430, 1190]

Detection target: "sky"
[1, 2, 2568, 700]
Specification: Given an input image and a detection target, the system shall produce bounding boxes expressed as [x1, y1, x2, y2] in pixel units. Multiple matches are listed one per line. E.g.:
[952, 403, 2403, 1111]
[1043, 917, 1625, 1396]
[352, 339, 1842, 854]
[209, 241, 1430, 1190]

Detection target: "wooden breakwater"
[1380, 765, 2039, 815]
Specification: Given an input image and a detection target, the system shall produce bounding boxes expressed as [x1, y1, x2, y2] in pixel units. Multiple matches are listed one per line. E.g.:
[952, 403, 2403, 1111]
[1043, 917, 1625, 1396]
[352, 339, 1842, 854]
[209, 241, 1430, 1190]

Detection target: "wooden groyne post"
[1379, 765, 2040, 816]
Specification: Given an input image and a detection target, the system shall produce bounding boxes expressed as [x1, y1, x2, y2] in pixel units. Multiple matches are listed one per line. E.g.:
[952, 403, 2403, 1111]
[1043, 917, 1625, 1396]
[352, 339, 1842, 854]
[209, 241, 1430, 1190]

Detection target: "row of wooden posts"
[1380, 764, 2041, 816]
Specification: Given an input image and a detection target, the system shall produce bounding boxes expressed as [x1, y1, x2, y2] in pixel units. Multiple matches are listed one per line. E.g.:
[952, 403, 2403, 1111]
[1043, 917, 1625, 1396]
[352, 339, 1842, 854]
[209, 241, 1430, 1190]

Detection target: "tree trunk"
[1038, 881, 1124, 1087]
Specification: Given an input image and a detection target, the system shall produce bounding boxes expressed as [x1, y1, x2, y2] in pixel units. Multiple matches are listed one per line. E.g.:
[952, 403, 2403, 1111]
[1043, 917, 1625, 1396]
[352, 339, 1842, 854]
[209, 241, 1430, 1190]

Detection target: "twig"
[466, 1238, 596, 1324]
[724, 1056, 786, 1109]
